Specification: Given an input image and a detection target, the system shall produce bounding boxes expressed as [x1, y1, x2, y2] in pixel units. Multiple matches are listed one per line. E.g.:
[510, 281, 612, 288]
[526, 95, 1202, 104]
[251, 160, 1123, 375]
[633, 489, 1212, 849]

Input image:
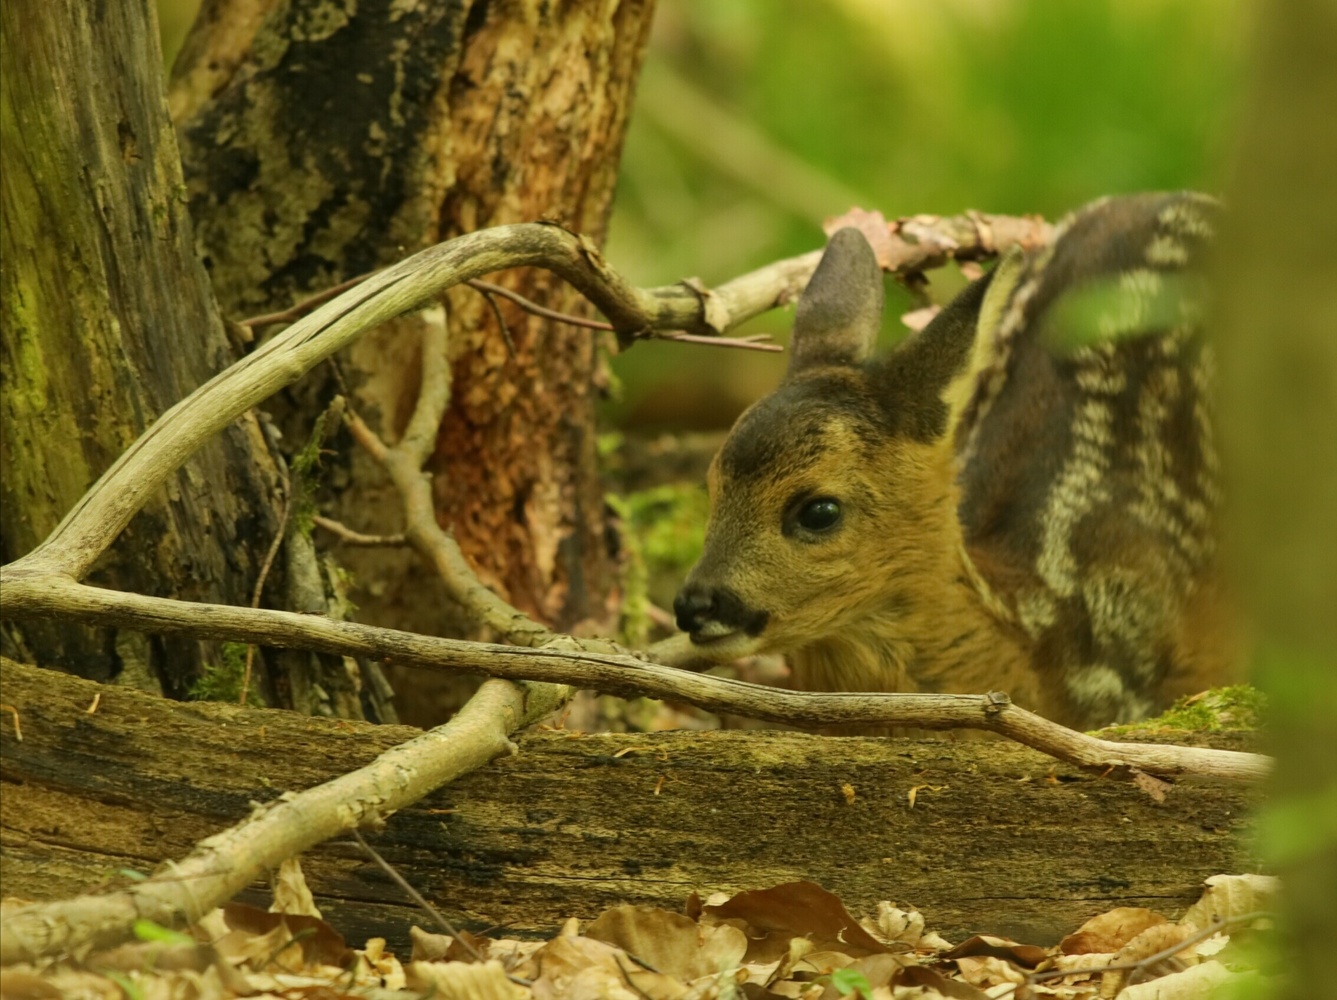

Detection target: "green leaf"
[131, 919, 194, 945]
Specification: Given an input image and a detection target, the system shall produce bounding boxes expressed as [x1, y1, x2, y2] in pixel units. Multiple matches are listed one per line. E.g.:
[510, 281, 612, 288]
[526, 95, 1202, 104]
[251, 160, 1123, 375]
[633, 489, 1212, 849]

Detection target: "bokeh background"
[158, 0, 1248, 434]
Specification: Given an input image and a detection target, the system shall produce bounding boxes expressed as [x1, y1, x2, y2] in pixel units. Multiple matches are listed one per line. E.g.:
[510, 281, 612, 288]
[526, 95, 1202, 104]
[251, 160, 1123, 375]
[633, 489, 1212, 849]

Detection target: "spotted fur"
[674, 193, 1235, 729]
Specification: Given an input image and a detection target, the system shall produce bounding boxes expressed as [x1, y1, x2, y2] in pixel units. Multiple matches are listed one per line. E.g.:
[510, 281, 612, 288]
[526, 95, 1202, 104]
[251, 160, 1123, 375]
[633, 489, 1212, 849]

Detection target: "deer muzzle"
[673, 581, 770, 646]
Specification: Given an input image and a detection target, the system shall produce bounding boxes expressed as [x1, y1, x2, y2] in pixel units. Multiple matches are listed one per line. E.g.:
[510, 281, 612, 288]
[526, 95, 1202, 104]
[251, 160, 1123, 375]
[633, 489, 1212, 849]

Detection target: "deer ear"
[881, 246, 1027, 443]
[788, 228, 884, 375]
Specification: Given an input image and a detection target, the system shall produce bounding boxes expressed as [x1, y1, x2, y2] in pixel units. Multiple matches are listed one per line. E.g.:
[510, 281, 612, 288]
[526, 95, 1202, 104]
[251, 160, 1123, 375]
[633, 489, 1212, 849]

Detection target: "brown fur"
[675, 195, 1237, 730]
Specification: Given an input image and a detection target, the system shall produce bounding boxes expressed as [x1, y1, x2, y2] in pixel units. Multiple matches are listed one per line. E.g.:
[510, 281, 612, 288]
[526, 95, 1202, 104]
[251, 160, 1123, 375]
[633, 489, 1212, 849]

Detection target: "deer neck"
[786, 501, 1036, 707]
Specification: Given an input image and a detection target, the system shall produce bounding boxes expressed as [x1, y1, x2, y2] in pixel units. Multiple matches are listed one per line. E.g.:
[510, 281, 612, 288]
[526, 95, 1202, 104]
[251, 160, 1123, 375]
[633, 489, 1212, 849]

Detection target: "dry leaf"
[1117, 959, 1244, 1000]
[1115, 923, 1196, 966]
[586, 904, 747, 981]
[1132, 770, 1171, 803]
[215, 901, 351, 970]
[953, 954, 1027, 988]
[1178, 873, 1278, 933]
[530, 933, 686, 1000]
[360, 937, 407, 990]
[893, 963, 992, 999]
[823, 208, 895, 269]
[1060, 907, 1168, 955]
[704, 881, 891, 959]
[410, 925, 454, 962]
[942, 934, 1047, 969]
[407, 959, 527, 1000]
[270, 856, 321, 918]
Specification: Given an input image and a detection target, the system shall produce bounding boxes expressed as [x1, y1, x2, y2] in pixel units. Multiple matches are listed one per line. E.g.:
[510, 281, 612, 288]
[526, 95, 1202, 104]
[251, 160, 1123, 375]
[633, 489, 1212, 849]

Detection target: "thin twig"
[312, 516, 406, 547]
[342, 306, 561, 649]
[471, 282, 517, 357]
[346, 830, 491, 966]
[239, 272, 374, 329]
[241, 479, 292, 707]
[466, 278, 613, 331]
[655, 331, 783, 352]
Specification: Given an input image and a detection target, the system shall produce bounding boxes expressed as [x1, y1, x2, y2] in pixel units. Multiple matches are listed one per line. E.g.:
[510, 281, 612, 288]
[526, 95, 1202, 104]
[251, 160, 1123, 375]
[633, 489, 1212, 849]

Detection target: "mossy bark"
[0, 0, 284, 697]
[171, 0, 656, 725]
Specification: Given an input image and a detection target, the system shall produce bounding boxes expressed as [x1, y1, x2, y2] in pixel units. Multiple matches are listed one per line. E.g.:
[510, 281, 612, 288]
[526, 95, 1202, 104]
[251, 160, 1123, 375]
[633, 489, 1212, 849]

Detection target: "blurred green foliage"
[603, 0, 1247, 429]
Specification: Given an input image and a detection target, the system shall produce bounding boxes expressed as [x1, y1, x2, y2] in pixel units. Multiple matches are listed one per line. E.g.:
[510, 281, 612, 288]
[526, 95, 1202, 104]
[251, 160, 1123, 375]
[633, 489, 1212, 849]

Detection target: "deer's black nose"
[673, 584, 716, 633]
[673, 583, 770, 638]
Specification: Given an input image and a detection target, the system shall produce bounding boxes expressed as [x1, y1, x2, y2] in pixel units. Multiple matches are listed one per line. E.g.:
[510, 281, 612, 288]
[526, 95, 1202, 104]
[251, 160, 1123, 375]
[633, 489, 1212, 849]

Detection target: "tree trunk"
[1216, 1, 1337, 994]
[0, 0, 284, 698]
[170, 0, 656, 726]
[0, 657, 1263, 950]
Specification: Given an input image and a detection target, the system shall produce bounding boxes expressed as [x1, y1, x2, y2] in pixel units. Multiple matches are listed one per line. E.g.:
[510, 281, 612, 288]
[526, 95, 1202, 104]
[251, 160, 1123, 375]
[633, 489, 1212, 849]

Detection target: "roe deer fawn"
[673, 193, 1234, 729]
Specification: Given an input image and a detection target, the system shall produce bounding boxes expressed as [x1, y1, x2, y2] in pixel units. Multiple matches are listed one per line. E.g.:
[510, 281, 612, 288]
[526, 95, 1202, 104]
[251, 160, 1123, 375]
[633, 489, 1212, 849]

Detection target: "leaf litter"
[1, 868, 1278, 999]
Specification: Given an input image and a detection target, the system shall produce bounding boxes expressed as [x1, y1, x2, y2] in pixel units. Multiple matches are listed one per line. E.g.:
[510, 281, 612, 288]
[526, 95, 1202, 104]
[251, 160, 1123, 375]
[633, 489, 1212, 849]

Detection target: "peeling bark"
[172, 0, 656, 725]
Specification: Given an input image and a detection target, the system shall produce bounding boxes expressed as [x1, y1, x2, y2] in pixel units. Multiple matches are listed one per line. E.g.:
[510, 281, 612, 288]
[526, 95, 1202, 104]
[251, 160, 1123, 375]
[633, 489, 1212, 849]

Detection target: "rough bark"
[0, 0, 284, 696]
[171, 0, 656, 726]
[0, 658, 1263, 950]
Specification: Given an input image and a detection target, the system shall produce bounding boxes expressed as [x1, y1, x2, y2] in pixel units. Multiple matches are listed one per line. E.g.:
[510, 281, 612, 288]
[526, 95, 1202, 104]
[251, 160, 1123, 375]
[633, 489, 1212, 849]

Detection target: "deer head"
[673, 228, 1013, 667]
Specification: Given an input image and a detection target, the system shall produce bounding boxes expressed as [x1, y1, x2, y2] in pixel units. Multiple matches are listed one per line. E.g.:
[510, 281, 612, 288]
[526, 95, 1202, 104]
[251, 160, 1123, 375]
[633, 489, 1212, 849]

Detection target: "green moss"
[606, 493, 651, 648]
[606, 482, 711, 647]
[1101, 685, 1267, 737]
[290, 399, 344, 535]
[622, 483, 710, 574]
[188, 641, 250, 702]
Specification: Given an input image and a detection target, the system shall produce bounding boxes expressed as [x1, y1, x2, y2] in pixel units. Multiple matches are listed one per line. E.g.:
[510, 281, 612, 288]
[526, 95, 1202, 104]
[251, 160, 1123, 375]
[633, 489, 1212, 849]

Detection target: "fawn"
[673, 193, 1234, 729]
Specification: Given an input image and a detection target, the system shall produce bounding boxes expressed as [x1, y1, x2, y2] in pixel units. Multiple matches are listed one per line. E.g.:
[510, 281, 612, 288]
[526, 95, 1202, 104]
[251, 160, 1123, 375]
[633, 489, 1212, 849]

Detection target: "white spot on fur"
[1146, 233, 1190, 267]
[1038, 392, 1113, 596]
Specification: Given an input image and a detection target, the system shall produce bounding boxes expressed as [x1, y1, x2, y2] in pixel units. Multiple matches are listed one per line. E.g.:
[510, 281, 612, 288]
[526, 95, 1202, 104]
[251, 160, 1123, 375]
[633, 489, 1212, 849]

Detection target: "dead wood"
[1, 659, 1263, 953]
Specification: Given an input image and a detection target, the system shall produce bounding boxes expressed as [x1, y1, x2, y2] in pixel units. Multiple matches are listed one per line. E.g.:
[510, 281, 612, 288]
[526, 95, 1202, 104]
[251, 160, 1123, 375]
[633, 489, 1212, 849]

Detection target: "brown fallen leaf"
[704, 880, 892, 960]
[942, 934, 1047, 969]
[954, 953, 1028, 989]
[213, 900, 352, 970]
[893, 963, 991, 999]
[407, 959, 527, 1000]
[586, 904, 747, 982]
[1059, 906, 1168, 955]
[529, 933, 686, 1000]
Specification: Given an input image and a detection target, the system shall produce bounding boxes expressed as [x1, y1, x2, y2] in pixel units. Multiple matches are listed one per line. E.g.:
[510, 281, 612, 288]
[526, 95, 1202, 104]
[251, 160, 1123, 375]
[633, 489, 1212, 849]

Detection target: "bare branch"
[0, 572, 1270, 785]
[237, 271, 375, 330]
[311, 516, 406, 547]
[467, 277, 614, 331]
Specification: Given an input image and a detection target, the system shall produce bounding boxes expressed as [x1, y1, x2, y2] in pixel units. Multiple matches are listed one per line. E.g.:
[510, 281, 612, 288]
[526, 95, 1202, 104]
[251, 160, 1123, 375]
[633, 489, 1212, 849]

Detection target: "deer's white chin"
[688, 627, 765, 661]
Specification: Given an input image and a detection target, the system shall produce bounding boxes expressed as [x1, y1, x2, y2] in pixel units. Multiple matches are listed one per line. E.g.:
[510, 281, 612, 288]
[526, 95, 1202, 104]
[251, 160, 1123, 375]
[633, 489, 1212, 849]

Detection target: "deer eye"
[796, 497, 842, 532]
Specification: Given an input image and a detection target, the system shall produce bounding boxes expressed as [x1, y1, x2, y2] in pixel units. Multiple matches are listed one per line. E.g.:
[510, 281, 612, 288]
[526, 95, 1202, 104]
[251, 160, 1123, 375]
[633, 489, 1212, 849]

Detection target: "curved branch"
[7, 214, 1043, 582]
[0, 571, 1270, 785]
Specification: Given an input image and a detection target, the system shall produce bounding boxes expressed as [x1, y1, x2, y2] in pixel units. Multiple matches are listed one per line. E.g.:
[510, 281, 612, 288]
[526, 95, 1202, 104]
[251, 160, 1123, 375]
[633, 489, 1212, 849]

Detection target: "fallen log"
[0, 658, 1263, 951]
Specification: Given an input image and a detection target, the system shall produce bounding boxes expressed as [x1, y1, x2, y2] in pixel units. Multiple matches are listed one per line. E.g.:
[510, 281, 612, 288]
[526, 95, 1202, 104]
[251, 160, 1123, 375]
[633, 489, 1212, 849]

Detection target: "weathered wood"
[0, 659, 1263, 950]
[0, 0, 284, 693]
